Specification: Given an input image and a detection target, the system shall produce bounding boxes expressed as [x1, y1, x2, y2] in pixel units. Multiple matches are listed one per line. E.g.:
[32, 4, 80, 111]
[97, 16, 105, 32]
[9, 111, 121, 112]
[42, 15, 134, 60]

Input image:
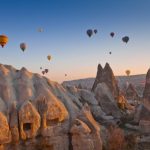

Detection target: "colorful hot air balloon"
[47, 55, 51, 61]
[122, 36, 129, 43]
[20, 43, 27, 52]
[45, 69, 48, 73]
[86, 29, 93, 37]
[110, 32, 115, 38]
[94, 29, 98, 34]
[0, 35, 8, 48]
[125, 70, 131, 76]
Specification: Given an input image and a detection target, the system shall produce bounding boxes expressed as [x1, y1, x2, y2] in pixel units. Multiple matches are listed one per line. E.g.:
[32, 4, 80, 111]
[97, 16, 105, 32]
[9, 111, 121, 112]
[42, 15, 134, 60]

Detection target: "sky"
[0, 0, 150, 83]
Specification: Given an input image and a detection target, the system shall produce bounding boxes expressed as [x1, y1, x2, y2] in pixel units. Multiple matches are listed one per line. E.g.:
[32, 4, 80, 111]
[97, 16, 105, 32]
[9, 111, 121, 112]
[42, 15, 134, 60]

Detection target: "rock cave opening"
[23, 123, 32, 131]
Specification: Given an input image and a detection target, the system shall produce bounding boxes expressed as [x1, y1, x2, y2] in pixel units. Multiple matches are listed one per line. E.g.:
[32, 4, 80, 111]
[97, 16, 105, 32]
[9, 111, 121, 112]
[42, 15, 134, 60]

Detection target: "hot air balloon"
[109, 51, 112, 55]
[40, 67, 42, 70]
[122, 36, 129, 43]
[38, 28, 43, 32]
[0, 35, 8, 48]
[94, 29, 98, 34]
[86, 29, 93, 37]
[110, 32, 115, 38]
[20, 43, 27, 52]
[45, 69, 48, 73]
[65, 74, 67, 77]
[125, 70, 131, 76]
[42, 71, 45, 75]
[47, 55, 51, 61]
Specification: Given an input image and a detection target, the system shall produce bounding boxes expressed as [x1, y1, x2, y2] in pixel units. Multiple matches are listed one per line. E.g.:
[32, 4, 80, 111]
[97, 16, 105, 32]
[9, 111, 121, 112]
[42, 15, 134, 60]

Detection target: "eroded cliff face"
[91, 63, 119, 99]
[143, 68, 150, 100]
[125, 83, 139, 101]
[0, 64, 102, 150]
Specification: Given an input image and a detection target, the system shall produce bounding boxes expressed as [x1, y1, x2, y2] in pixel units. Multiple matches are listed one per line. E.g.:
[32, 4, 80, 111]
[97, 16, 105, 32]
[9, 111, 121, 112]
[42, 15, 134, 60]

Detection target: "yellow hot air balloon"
[47, 55, 51, 61]
[125, 70, 131, 76]
[0, 35, 8, 48]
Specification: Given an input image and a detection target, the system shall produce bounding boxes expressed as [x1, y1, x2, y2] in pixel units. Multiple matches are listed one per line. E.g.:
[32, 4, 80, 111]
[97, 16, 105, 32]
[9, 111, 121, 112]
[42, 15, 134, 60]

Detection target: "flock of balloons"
[0, 31, 53, 76]
[86, 29, 129, 43]
[40, 55, 52, 75]
[0, 28, 130, 77]
[86, 29, 98, 37]
[86, 29, 130, 55]
[86, 29, 131, 76]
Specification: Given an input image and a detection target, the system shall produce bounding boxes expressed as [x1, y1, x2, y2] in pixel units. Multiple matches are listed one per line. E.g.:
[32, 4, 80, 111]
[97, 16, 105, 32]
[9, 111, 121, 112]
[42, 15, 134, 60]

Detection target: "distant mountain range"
[62, 74, 146, 96]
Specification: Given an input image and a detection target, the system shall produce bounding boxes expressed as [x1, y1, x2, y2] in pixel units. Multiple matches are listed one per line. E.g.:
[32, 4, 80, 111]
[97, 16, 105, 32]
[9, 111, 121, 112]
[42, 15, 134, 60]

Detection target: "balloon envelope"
[110, 32, 115, 37]
[94, 29, 98, 34]
[45, 69, 48, 73]
[122, 36, 129, 43]
[86, 29, 93, 37]
[20, 43, 27, 51]
[47, 55, 51, 61]
[125, 70, 131, 76]
[38, 28, 43, 32]
[0, 35, 8, 48]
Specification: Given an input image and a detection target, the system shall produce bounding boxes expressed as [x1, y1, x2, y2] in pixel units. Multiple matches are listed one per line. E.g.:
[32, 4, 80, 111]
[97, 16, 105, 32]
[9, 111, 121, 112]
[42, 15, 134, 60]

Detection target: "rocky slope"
[0, 63, 102, 150]
[0, 62, 149, 150]
[91, 63, 119, 100]
[63, 63, 150, 150]
[63, 74, 145, 97]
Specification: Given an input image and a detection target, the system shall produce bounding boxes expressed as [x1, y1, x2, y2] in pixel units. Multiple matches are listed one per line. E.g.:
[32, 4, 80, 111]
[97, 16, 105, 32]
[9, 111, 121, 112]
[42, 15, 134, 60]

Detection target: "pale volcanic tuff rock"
[66, 86, 113, 122]
[125, 83, 139, 101]
[19, 101, 41, 140]
[0, 112, 11, 144]
[92, 63, 120, 99]
[70, 119, 93, 150]
[143, 68, 150, 100]
[94, 83, 121, 118]
[133, 68, 150, 134]
[0, 63, 102, 150]
[134, 103, 150, 123]
[74, 104, 103, 150]
[78, 89, 98, 105]
[91, 64, 103, 92]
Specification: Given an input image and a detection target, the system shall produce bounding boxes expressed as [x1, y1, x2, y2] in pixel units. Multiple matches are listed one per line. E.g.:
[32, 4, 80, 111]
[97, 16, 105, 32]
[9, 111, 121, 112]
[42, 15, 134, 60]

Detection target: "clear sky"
[0, 0, 150, 83]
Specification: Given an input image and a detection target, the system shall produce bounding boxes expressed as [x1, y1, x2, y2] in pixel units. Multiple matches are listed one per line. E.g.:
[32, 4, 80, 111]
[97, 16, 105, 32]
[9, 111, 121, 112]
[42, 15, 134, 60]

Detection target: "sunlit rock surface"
[0, 63, 102, 150]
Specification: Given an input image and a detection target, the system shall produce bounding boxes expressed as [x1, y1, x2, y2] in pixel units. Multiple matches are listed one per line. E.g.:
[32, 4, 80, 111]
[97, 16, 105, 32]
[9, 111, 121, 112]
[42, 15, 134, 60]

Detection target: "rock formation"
[125, 83, 139, 101]
[91, 64, 103, 92]
[133, 68, 150, 134]
[0, 63, 102, 150]
[92, 63, 119, 99]
[9, 102, 19, 144]
[143, 68, 150, 100]
[134, 103, 150, 123]
[19, 101, 41, 140]
[94, 83, 121, 119]
[0, 112, 11, 144]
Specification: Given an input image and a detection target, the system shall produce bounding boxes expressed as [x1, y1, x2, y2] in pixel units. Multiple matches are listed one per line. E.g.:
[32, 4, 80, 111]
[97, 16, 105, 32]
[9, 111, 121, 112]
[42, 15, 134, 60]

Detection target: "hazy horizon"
[0, 0, 150, 82]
